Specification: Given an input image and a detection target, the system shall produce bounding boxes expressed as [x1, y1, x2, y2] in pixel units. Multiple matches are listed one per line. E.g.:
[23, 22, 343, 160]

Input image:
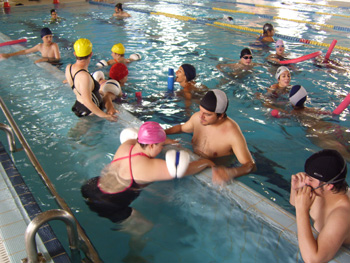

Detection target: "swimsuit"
[70, 65, 104, 117]
[81, 145, 149, 223]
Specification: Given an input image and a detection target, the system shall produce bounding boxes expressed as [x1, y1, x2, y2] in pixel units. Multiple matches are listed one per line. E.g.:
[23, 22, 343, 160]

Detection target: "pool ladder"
[0, 96, 103, 262]
[22, 209, 81, 263]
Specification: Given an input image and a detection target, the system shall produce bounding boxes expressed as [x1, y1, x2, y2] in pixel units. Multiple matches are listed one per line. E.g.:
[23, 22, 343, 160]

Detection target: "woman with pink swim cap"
[82, 121, 214, 225]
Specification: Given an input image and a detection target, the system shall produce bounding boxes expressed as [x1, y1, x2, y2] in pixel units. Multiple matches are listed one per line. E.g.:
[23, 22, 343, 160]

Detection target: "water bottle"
[167, 68, 174, 92]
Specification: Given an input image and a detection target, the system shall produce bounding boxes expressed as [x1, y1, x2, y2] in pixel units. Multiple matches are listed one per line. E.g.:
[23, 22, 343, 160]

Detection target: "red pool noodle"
[0, 38, 27, 47]
[323, 39, 337, 63]
[333, 94, 350, 115]
[280, 51, 322, 65]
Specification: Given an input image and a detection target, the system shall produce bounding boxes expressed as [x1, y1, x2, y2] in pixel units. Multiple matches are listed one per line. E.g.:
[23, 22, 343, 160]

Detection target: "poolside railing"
[0, 96, 102, 263]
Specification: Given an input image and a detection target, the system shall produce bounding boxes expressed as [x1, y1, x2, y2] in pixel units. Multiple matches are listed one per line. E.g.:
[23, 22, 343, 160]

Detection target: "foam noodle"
[280, 51, 322, 65]
[333, 94, 350, 115]
[323, 39, 337, 62]
[0, 38, 27, 47]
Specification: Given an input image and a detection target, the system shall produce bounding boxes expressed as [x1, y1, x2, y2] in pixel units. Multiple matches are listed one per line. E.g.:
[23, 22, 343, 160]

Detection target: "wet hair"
[75, 54, 91, 60]
[263, 23, 274, 34]
[331, 180, 348, 194]
[138, 142, 162, 149]
[50, 9, 56, 14]
[216, 113, 227, 119]
[115, 3, 123, 11]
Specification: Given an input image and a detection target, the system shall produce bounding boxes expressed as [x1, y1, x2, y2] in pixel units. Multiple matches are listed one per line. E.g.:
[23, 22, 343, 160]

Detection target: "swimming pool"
[0, 0, 350, 262]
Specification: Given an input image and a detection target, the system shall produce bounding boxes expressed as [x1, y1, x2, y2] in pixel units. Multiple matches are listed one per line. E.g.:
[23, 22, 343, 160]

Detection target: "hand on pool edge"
[212, 166, 232, 186]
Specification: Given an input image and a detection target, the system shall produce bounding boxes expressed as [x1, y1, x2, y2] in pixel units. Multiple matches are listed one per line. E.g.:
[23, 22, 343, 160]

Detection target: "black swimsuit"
[81, 145, 149, 223]
[70, 65, 104, 117]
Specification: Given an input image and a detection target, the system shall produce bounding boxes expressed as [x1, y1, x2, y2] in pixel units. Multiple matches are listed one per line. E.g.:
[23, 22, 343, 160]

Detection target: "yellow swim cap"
[74, 38, 92, 57]
[111, 43, 125, 55]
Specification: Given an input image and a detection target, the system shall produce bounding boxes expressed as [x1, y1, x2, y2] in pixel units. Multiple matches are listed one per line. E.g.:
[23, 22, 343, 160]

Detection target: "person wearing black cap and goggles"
[290, 149, 350, 263]
[0, 27, 60, 64]
[216, 48, 260, 73]
[165, 89, 256, 185]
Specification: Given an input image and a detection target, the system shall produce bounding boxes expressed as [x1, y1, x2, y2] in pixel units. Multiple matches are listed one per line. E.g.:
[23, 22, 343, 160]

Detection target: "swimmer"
[175, 64, 208, 105]
[113, 3, 131, 18]
[265, 85, 350, 161]
[290, 149, 350, 263]
[223, 15, 234, 23]
[96, 43, 140, 67]
[50, 9, 63, 23]
[81, 121, 214, 224]
[216, 48, 260, 72]
[0, 27, 60, 64]
[97, 63, 129, 115]
[65, 38, 117, 121]
[313, 54, 349, 73]
[165, 90, 256, 185]
[266, 66, 291, 97]
[257, 23, 275, 43]
[267, 39, 289, 64]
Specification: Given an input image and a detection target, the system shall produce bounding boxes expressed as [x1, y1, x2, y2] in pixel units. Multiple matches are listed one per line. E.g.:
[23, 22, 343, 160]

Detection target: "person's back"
[257, 23, 275, 43]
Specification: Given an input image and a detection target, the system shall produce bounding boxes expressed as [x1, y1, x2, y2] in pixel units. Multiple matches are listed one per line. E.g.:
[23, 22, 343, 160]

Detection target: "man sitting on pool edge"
[290, 149, 350, 263]
[165, 89, 256, 184]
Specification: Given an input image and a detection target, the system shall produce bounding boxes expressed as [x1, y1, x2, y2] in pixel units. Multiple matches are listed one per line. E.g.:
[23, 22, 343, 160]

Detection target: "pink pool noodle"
[0, 38, 27, 47]
[333, 94, 350, 115]
[323, 39, 337, 63]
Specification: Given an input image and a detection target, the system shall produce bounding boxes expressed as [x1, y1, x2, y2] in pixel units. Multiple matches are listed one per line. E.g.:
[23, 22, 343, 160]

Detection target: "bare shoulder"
[222, 117, 243, 135]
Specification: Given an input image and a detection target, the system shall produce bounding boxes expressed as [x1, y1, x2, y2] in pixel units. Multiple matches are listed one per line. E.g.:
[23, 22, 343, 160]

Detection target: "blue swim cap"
[41, 27, 52, 38]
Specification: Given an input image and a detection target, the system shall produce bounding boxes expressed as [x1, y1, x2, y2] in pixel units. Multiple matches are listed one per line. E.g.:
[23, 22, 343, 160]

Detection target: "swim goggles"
[242, 56, 253, 60]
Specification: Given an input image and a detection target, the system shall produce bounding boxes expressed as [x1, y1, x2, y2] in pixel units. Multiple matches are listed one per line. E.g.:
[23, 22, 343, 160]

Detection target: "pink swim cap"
[138, 121, 166, 144]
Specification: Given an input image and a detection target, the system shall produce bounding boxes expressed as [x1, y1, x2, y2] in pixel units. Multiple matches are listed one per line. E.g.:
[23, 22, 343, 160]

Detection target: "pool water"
[0, 1, 350, 262]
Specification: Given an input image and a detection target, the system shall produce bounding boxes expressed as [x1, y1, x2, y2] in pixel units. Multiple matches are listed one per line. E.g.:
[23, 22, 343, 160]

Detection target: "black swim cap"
[305, 149, 347, 184]
[181, 64, 196, 82]
[240, 48, 252, 58]
[200, 89, 228, 114]
[41, 27, 52, 38]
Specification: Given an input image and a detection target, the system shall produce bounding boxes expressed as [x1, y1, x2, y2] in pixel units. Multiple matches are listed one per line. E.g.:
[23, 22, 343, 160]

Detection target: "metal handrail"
[0, 123, 21, 152]
[24, 209, 81, 263]
[0, 97, 102, 263]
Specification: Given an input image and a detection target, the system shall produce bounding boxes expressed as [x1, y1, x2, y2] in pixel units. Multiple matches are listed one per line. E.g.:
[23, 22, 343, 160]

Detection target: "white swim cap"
[275, 66, 290, 80]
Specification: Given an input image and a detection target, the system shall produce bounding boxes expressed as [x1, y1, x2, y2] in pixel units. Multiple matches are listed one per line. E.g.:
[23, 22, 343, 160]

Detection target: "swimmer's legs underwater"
[119, 209, 154, 263]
